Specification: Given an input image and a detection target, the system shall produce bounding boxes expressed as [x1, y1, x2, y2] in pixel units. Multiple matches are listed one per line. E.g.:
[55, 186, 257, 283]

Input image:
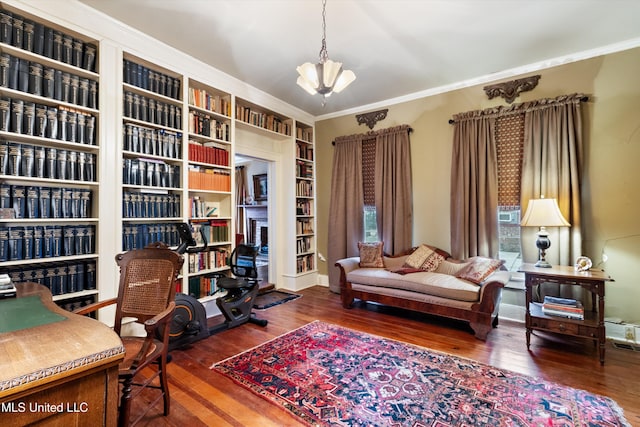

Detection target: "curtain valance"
[451, 93, 587, 123]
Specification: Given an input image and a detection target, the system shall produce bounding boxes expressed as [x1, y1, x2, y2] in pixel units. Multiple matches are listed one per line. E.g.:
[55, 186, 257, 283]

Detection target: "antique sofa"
[335, 243, 510, 340]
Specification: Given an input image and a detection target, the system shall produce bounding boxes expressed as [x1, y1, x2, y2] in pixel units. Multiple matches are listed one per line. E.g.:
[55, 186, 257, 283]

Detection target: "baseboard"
[317, 274, 329, 287]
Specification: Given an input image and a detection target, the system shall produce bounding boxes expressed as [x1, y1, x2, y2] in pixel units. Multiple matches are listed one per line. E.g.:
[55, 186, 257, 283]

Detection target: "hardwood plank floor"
[131, 286, 640, 426]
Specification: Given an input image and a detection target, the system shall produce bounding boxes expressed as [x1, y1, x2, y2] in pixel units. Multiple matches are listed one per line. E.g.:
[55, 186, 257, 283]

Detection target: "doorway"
[235, 155, 272, 288]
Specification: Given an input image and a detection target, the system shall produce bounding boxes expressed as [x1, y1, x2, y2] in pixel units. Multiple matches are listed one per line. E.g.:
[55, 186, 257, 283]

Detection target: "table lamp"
[520, 197, 570, 267]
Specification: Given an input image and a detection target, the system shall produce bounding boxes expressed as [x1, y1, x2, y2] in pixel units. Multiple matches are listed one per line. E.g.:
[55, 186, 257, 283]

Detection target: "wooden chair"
[74, 243, 184, 426]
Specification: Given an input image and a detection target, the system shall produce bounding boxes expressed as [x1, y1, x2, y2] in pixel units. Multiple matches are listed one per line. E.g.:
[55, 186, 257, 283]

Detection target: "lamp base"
[534, 259, 552, 268]
[535, 227, 552, 268]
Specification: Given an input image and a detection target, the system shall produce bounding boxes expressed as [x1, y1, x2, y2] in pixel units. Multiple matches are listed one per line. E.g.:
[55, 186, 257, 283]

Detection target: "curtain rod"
[332, 127, 413, 145]
[447, 95, 589, 124]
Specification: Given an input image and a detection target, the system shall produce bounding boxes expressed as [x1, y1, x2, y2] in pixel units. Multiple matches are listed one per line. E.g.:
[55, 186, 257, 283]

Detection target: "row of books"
[0, 9, 97, 72]
[1, 184, 92, 219]
[122, 223, 181, 251]
[296, 199, 313, 216]
[123, 59, 181, 101]
[0, 98, 96, 145]
[186, 274, 221, 299]
[542, 296, 585, 320]
[296, 219, 314, 235]
[296, 179, 313, 197]
[123, 123, 182, 160]
[5, 260, 97, 296]
[1, 142, 96, 182]
[296, 254, 315, 273]
[235, 105, 291, 136]
[188, 110, 230, 141]
[0, 53, 98, 109]
[122, 158, 181, 188]
[296, 127, 313, 143]
[296, 141, 314, 161]
[191, 220, 229, 243]
[122, 191, 180, 219]
[188, 141, 229, 166]
[123, 91, 182, 130]
[188, 88, 231, 117]
[296, 236, 313, 254]
[187, 248, 229, 274]
[189, 197, 220, 219]
[0, 224, 95, 261]
[57, 294, 96, 315]
[296, 160, 313, 179]
[188, 167, 231, 192]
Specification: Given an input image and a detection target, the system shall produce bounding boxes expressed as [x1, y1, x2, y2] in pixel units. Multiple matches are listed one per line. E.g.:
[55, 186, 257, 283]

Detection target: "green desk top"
[0, 295, 67, 333]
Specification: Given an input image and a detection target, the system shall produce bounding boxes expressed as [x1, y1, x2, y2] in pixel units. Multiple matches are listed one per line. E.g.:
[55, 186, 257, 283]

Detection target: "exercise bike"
[167, 223, 267, 351]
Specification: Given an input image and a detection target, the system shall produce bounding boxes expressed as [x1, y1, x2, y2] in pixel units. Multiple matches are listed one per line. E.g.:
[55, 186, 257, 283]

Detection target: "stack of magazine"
[542, 296, 584, 320]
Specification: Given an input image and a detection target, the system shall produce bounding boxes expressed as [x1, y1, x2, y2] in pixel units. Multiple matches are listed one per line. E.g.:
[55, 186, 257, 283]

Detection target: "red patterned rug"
[211, 321, 630, 426]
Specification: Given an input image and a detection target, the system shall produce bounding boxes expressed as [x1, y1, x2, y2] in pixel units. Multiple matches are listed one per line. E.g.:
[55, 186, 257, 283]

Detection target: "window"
[363, 205, 379, 243]
[498, 206, 521, 271]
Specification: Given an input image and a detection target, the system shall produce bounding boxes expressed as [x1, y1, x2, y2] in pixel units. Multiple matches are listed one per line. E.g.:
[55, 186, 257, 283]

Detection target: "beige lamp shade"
[520, 198, 570, 227]
[520, 197, 570, 267]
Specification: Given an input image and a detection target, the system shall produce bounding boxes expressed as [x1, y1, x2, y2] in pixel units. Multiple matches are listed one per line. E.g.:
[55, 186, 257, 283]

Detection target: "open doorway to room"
[235, 155, 272, 290]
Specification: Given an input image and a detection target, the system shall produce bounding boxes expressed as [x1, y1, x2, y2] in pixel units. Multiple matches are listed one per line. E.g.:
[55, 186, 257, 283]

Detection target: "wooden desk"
[519, 264, 612, 365]
[0, 283, 124, 426]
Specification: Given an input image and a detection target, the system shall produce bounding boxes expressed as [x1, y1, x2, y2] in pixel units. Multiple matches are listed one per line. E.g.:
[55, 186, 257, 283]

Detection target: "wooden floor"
[131, 285, 640, 426]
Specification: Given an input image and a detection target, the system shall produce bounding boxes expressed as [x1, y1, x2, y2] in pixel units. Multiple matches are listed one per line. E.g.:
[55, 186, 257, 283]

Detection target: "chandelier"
[296, 0, 356, 99]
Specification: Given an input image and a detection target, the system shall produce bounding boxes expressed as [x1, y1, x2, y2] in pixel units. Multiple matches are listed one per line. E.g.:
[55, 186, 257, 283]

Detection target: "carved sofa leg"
[341, 290, 354, 308]
[469, 322, 492, 341]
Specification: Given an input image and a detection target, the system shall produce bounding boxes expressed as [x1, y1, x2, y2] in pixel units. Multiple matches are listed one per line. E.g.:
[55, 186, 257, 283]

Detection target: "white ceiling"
[78, 0, 640, 118]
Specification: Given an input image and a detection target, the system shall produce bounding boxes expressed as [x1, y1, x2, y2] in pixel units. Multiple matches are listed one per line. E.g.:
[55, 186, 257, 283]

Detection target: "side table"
[519, 263, 613, 365]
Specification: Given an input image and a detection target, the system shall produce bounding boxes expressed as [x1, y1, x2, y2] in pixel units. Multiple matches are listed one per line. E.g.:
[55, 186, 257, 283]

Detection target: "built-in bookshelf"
[0, 3, 100, 311]
[185, 78, 233, 300]
[0, 2, 320, 316]
[235, 97, 292, 137]
[294, 123, 316, 276]
[121, 52, 183, 255]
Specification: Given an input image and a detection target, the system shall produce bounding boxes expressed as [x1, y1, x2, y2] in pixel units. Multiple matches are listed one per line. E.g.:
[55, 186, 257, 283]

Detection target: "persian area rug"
[212, 321, 630, 427]
[253, 290, 301, 310]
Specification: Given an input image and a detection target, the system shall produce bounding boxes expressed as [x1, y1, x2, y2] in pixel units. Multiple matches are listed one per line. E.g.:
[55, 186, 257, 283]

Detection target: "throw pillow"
[358, 241, 385, 268]
[455, 256, 504, 284]
[403, 244, 446, 272]
[403, 245, 433, 269]
[435, 259, 469, 276]
[420, 251, 446, 272]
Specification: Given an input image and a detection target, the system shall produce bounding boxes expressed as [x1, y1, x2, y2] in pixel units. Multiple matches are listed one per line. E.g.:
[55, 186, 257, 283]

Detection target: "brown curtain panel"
[375, 125, 413, 255]
[521, 94, 584, 267]
[450, 114, 499, 260]
[327, 134, 364, 292]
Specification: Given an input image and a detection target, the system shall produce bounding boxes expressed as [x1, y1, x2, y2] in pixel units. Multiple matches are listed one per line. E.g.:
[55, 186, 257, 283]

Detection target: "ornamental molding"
[356, 109, 388, 129]
[483, 75, 541, 104]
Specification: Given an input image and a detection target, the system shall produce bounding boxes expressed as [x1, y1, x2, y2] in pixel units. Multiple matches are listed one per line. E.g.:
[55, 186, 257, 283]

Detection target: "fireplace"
[250, 218, 268, 253]
[244, 205, 268, 252]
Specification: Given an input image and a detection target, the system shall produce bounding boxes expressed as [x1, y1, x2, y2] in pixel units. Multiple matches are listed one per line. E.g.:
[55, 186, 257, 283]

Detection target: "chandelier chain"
[319, 0, 328, 63]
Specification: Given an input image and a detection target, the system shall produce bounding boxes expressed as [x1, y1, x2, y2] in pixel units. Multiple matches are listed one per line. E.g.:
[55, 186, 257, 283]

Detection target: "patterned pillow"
[421, 252, 446, 272]
[358, 241, 385, 268]
[455, 256, 504, 284]
[403, 244, 446, 272]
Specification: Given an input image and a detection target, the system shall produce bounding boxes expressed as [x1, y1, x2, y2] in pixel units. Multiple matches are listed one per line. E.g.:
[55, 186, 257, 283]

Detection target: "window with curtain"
[450, 93, 585, 274]
[327, 124, 413, 292]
